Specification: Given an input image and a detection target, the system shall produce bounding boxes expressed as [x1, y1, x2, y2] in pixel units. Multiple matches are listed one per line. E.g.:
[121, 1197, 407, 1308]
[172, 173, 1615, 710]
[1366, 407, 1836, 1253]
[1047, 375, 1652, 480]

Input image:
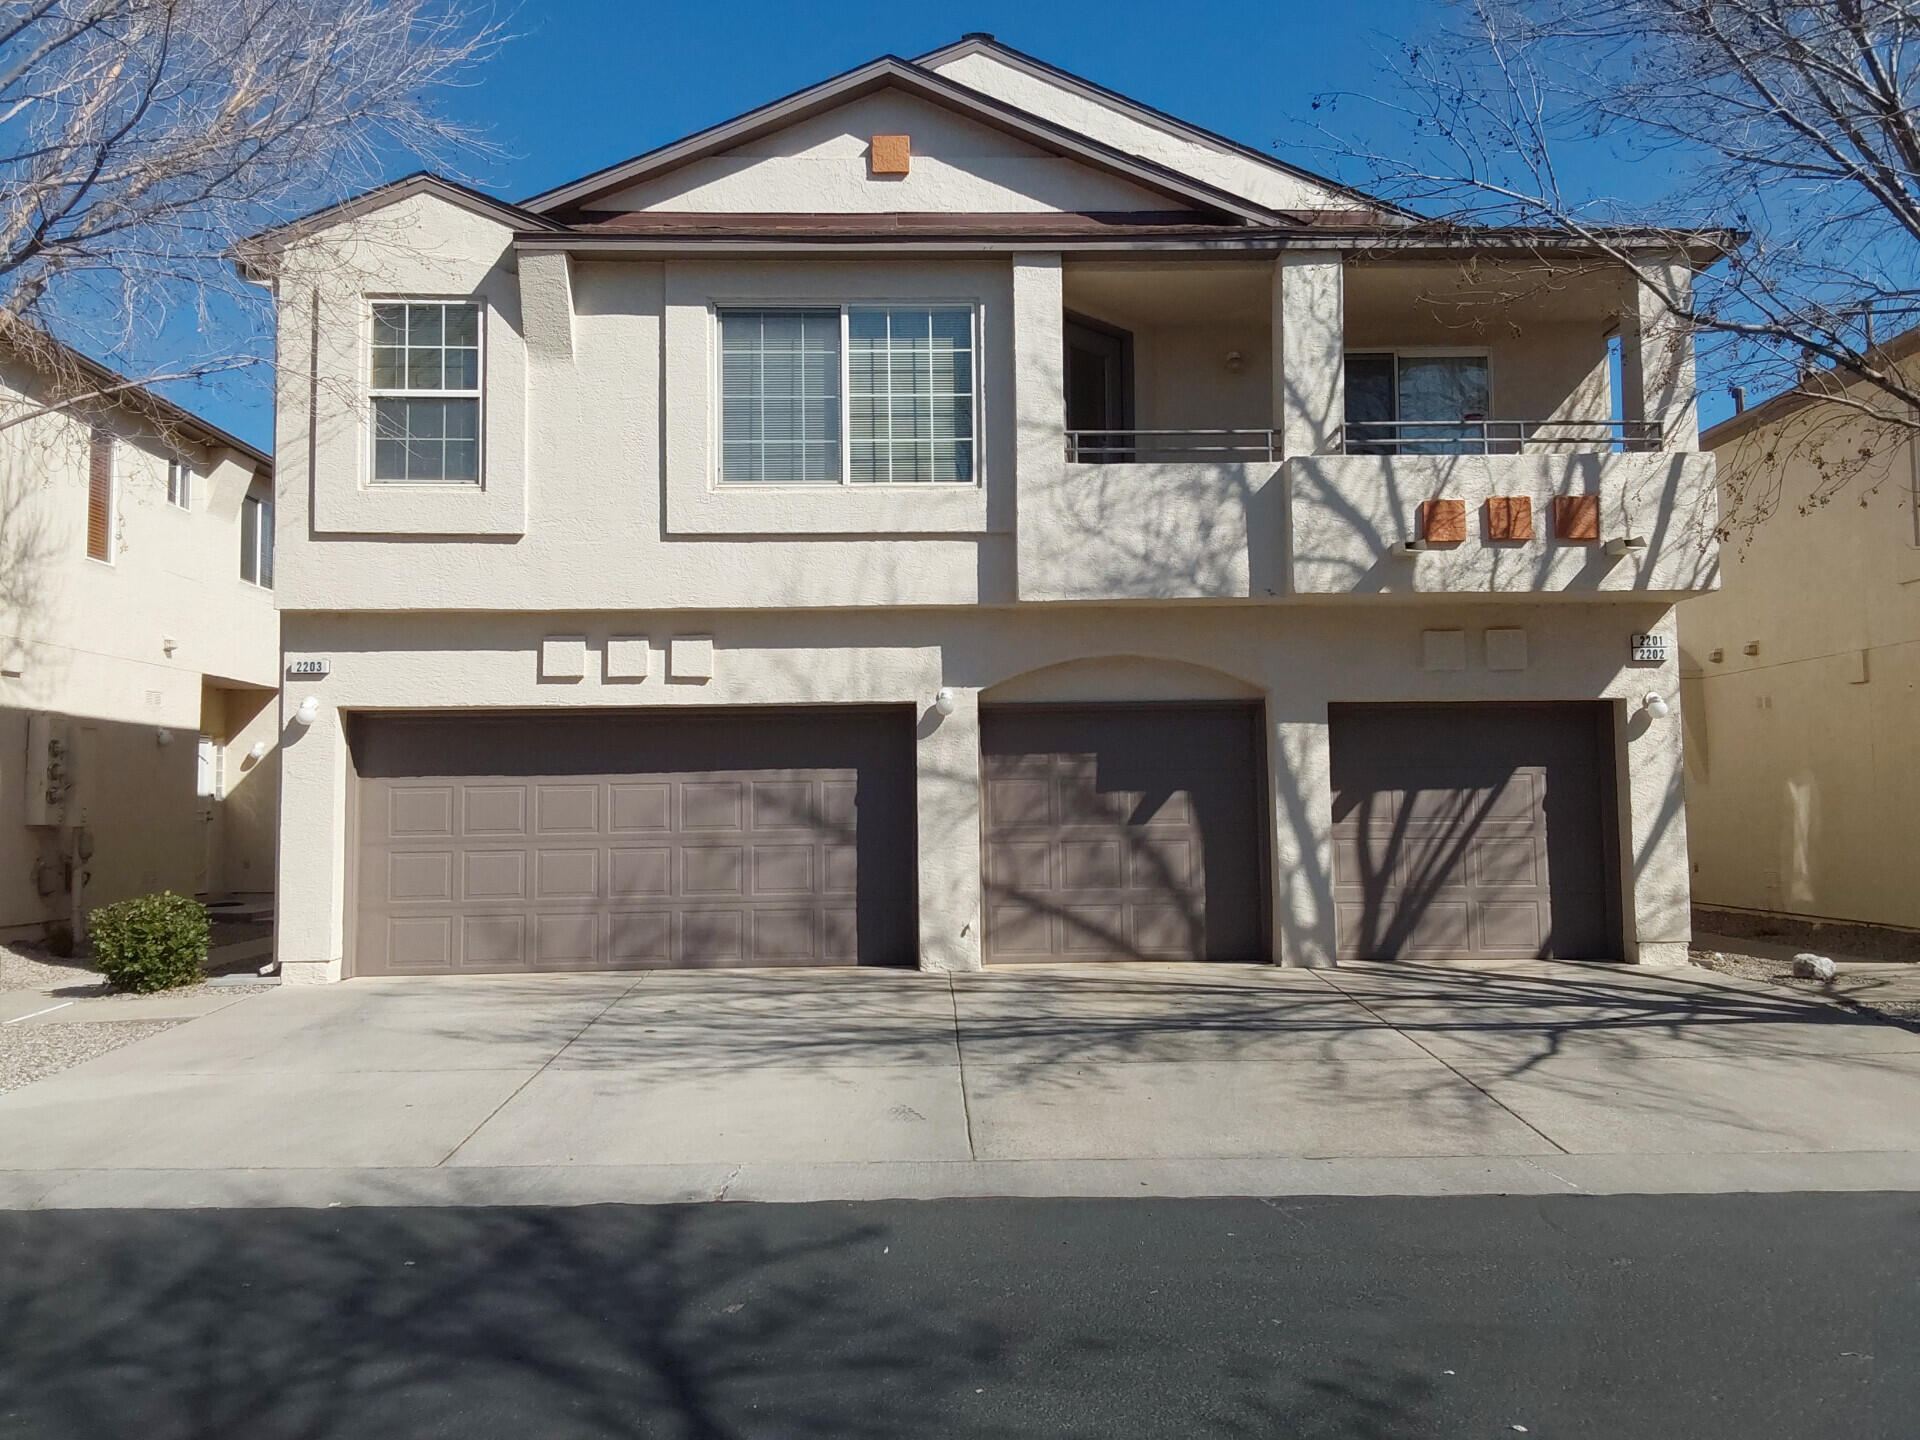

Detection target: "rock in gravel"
[1793, 953, 1837, 982]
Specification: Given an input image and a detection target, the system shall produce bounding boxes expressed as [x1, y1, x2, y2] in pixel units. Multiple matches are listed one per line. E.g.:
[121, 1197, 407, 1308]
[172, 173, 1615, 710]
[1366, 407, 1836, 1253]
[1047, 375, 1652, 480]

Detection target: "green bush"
[88, 891, 209, 993]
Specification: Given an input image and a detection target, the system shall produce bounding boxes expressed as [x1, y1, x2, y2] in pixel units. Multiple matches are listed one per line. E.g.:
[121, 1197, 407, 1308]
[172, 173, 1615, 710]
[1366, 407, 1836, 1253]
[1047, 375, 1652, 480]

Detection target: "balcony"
[1014, 252, 1718, 603]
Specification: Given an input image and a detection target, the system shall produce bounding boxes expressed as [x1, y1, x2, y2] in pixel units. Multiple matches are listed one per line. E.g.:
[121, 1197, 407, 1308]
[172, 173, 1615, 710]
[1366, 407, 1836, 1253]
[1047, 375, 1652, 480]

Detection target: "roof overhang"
[236, 172, 566, 279]
[518, 55, 1289, 226]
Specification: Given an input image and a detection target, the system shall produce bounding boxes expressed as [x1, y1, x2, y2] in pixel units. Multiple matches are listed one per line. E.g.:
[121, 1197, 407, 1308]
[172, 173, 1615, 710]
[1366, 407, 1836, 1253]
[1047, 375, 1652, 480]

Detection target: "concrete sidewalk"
[3, 960, 1919, 1207]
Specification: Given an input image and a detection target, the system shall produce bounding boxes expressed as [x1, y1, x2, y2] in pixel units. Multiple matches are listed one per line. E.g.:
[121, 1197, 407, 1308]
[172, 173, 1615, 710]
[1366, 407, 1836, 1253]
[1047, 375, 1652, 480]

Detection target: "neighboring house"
[0, 327, 279, 944]
[1685, 342, 1920, 935]
[241, 35, 1720, 983]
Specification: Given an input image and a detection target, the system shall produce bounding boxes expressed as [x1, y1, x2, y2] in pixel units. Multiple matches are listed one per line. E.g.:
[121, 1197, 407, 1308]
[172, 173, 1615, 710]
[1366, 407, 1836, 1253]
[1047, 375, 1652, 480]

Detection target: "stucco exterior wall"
[1686, 409, 1920, 930]
[274, 602, 1692, 981]
[599, 90, 1181, 215]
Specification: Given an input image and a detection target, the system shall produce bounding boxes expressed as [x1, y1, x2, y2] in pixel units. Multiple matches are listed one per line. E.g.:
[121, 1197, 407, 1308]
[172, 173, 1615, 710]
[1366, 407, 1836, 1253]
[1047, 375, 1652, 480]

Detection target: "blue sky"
[183, 0, 1685, 448]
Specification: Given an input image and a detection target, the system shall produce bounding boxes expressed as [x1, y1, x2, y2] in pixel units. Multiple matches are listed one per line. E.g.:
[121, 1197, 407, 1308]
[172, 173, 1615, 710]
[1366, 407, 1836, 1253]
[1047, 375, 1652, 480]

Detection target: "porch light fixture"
[293, 695, 321, 726]
[1642, 691, 1671, 720]
[248, 740, 269, 760]
[154, 727, 173, 746]
[933, 687, 958, 717]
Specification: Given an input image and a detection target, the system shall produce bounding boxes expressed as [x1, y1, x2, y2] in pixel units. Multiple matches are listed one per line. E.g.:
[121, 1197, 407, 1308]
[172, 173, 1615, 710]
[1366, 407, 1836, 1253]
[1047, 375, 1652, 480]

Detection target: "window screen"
[370, 302, 481, 483]
[720, 309, 842, 483]
[848, 307, 974, 483]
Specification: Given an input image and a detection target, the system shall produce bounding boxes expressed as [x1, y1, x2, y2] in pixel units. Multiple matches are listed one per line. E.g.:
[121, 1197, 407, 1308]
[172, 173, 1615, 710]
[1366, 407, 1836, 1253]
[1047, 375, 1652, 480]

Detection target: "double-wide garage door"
[351, 709, 916, 975]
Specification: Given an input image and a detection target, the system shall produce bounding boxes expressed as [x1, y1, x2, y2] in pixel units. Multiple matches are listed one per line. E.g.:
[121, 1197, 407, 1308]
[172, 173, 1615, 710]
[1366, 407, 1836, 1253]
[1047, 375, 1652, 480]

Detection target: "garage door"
[981, 704, 1267, 963]
[1329, 703, 1619, 961]
[351, 709, 915, 975]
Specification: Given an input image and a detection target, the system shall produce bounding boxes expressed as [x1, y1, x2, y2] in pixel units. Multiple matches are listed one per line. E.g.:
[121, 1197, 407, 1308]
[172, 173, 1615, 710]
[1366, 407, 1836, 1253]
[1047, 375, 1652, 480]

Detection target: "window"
[369, 301, 481, 484]
[719, 305, 976, 485]
[1344, 351, 1491, 454]
[167, 458, 191, 509]
[240, 490, 273, 587]
[87, 429, 113, 561]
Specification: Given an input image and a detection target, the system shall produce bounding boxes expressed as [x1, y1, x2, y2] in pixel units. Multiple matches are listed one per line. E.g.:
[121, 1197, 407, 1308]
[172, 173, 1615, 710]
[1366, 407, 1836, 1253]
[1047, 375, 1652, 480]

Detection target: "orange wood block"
[1553, 493, 1601, 541]
[1420, 498, 1467, 544]
[870, 134, 911, 175]
[1486, 495, 1534, 541]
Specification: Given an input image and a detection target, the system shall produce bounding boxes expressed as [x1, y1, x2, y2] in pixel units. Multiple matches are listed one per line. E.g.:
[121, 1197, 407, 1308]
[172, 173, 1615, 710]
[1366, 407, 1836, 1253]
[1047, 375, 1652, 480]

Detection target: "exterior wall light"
[934, 687, 958, 717]
[248, 740, 269, 760]
[1642, 691, 1671, 720]
[154, 727, 174, 746]
[293, 695, 321, 726]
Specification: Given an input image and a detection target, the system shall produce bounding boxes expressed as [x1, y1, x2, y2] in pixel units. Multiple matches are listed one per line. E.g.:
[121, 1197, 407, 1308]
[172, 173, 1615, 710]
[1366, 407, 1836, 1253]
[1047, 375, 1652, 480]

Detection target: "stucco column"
[1011, 252, 1064, 601]
[916, 687, 983, 973]
[1622, 260, 1699, 452]
[1273, 252, 1345, 460]
[274, 688, 348, 984]
[1268, 708, 1339, 968]
[1624, 634, 1693, 966]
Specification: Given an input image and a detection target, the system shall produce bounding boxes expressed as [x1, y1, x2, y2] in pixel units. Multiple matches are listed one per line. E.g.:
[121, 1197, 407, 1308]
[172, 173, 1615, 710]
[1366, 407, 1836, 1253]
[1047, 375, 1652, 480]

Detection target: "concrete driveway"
[4, 960, 1920, 1207]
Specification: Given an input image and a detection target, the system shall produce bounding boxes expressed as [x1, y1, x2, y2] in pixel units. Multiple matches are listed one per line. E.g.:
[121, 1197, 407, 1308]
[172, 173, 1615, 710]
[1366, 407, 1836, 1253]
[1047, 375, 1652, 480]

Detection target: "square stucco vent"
[870, 134, 910, 176]
[1422, 629, 1467, 672]
[1485, 627, 1529, 671]
[540, 635, 587, 682]
[605, 636, 650, 682]
[669, 635, 715, 683]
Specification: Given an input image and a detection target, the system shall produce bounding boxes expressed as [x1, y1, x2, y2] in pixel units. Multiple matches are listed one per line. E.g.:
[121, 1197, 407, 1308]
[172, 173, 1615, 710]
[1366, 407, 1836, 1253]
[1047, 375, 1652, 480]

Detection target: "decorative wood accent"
[1419, 498, 1467, 544]
[1553, 493, 1601, 541]
[87, 430, 112, 560]
[869, 134, 911, 175]
[1486, 495, 1534, 541]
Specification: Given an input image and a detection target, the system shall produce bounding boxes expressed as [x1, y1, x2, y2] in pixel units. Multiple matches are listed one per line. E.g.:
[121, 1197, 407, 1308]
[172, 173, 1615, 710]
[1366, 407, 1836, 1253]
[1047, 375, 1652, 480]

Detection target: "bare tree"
[1311, 0, 1920, 525]
[0, 0, 494, 430]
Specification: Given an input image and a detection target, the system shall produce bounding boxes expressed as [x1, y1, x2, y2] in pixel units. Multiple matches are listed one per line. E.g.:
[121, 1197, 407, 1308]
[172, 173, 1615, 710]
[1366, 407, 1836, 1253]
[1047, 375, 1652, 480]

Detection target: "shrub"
[88, 891, 209, 992]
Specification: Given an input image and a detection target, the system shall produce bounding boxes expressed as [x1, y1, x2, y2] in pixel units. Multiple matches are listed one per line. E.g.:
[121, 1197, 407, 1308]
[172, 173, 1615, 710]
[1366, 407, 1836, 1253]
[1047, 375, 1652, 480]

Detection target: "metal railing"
[1340, 419, 1663, 456]
[1066, 429, 1279, 463]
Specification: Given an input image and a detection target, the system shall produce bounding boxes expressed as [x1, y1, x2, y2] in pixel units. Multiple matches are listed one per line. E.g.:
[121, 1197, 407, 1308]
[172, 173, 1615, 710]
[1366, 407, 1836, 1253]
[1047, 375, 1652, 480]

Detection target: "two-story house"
[1, 326, 279, 945]
[243, 36, 1719, 984]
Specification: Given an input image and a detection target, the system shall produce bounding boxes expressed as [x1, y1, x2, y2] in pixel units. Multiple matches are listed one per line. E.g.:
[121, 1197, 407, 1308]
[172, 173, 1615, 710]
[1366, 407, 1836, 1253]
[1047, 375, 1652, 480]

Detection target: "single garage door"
[351, 709, 916, 975]
[981, 704, 1268, 963]
[1329, 703, 1620, 961]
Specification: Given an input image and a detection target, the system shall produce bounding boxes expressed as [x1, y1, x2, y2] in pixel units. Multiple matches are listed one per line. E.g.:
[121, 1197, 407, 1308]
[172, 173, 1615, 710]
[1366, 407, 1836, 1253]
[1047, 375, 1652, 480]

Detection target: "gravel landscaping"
[2, 940, 274, 1001]
[1690, 948, 1920, 1026]
[0, 1019, 185, 1094]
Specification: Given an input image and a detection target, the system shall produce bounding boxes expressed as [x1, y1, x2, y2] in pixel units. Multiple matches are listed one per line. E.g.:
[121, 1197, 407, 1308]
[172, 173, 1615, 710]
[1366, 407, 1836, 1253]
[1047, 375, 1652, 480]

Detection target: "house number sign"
[1629, 633, 1669, 663]
[287, 658, 331, 677]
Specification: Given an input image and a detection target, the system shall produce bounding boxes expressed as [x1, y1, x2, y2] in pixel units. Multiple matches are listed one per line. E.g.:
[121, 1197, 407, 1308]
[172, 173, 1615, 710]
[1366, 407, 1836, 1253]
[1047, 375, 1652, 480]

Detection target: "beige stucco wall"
[1686, 409, 1920, 930]
[600, 90, 1181, 215]
[0, 359, 279, 934]
[274, 602, 1693, 981]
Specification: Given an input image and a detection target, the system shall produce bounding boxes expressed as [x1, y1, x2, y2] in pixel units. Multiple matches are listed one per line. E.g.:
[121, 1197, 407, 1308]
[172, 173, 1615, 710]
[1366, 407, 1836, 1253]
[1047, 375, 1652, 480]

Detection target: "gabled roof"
[519, 54, 1291, 225]
[0, 317, 271, 468]
[916, 33, 1416, 222]
[238, 172, 565, 267]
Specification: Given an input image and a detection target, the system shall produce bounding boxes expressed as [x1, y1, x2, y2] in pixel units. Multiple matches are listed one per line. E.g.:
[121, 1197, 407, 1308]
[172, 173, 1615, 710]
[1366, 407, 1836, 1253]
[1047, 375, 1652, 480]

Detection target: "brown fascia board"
[0, 318, 271, 469]
[513, 221, 1734, 260]
[914, 34, 1421, 223]
[236, 172, 565, 274]
[517, 55, 1286, 226]
[1701, 322, 1920, 450]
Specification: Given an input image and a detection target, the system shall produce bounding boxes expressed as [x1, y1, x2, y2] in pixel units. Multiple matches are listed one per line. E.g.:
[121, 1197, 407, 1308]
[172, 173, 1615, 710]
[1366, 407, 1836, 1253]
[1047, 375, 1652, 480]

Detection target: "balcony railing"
[1340, 419, 1663, 456]
[1066, 429, 1278, 463]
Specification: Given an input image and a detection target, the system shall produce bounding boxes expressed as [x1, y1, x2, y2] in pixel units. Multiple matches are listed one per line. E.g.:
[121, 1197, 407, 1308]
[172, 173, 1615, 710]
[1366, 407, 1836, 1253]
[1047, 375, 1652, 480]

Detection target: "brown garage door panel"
[981, 704, 1268, 963]
[1329, 703, 1620, 962]
[351, 710, 913, 974]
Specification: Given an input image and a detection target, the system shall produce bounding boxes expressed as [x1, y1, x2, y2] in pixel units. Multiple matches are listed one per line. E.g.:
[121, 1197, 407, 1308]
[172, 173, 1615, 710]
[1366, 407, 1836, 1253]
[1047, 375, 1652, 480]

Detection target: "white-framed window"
[368, 300, 482, 484]
[718, 304, 977, 485]
[167, 458, 192, 509]
[240, 489, 273, 587]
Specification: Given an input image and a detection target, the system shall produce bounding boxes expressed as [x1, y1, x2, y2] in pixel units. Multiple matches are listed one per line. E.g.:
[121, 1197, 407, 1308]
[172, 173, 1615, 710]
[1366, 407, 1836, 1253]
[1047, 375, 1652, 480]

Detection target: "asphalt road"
[1, 1193, 1915, 1438]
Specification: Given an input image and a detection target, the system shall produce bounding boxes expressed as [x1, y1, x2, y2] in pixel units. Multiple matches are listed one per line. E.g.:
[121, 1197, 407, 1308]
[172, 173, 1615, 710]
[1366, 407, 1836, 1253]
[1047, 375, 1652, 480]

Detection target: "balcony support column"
[1012, 251, 1065, 601]
[1622, 260, 1699, 451]
[1274, 252, 1345, 459]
